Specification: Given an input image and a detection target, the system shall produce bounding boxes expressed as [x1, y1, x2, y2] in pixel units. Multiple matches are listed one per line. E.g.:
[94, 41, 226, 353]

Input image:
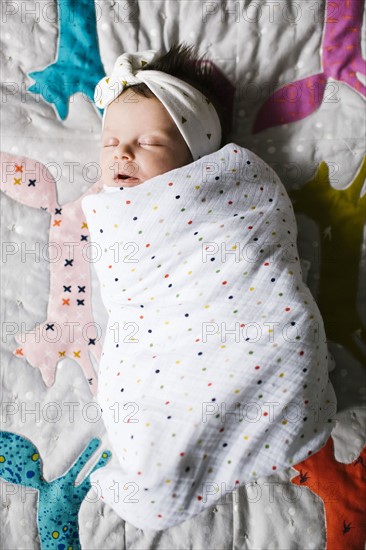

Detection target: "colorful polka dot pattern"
[81, 143, 337, 530]
[0, 432, 111, 549]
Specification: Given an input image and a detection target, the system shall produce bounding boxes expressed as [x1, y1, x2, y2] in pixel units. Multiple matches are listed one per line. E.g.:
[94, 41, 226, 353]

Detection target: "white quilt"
[2, 1, 365, 546]
[81, 143, 336, 530]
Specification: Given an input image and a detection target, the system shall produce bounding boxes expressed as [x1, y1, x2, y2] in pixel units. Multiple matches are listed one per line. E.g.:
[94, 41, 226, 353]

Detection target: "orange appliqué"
[292, 435, 366, 549]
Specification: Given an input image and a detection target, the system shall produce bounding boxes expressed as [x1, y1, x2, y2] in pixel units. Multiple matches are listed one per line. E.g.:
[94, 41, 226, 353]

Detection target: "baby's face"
[100, 89, 193, 187]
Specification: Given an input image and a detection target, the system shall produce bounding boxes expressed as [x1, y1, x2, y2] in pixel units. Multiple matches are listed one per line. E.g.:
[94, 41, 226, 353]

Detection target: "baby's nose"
[114, 145, 134, 160]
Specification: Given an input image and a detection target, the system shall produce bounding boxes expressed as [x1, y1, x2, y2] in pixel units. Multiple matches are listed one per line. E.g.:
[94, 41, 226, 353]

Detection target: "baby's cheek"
[98, 152, 105, 173]
[176, 144, 193, 166]
[101, 154, 113, 174]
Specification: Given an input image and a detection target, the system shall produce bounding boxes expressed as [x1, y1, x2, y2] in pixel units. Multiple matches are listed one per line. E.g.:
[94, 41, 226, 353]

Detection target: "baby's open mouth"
[115, 174, 139, 182]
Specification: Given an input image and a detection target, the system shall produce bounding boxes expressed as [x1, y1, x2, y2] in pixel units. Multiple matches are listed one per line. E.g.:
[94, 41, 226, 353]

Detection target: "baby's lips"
[111, 160, 139, 178]
[114, 174, 140, 183]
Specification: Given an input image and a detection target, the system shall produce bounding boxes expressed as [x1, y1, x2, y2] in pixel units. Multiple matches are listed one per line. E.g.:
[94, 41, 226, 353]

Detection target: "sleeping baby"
[81, 43, 337, 531]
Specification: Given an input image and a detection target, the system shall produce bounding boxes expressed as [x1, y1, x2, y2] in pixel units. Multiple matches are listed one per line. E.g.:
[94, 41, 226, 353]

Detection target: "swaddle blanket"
[81, 143, 337, 531]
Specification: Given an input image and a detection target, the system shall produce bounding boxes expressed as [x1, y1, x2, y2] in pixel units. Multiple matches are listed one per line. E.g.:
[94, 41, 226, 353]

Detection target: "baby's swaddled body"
[82, 143, 337, 530]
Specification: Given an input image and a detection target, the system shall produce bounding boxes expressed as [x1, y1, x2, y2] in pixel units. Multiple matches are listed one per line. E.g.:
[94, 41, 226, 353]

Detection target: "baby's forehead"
[103, 112, 179, 137]
[108, 92, 179, 126]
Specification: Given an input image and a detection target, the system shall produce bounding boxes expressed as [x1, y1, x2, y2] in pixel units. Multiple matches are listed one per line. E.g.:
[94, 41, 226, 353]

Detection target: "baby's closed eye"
[139, 142, 162, 146]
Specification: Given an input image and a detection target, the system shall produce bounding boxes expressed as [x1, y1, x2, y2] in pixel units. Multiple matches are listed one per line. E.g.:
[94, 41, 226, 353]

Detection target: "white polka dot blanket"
[81, 143, 337, 531]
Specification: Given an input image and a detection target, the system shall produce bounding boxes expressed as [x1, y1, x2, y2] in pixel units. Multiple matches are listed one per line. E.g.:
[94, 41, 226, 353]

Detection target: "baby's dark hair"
[128, 43, 234, 147]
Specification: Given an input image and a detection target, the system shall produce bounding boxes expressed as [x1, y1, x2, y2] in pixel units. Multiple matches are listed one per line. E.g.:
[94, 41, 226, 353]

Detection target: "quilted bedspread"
[1, 1, 365, 549]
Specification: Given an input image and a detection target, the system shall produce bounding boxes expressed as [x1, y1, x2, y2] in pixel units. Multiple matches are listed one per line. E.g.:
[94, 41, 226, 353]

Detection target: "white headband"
[94, 49, 222, 161]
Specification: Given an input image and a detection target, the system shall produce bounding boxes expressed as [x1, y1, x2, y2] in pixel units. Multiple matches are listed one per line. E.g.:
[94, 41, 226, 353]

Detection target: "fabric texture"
[292, 435, 366, 550]
[81, 143, 337, 530]
[0, 432, 111, 550]
[94, 49, 222, 160]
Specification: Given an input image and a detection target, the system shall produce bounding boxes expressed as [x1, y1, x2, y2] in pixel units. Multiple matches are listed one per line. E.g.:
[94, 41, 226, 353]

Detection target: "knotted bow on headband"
[94, 50, 222, 161]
